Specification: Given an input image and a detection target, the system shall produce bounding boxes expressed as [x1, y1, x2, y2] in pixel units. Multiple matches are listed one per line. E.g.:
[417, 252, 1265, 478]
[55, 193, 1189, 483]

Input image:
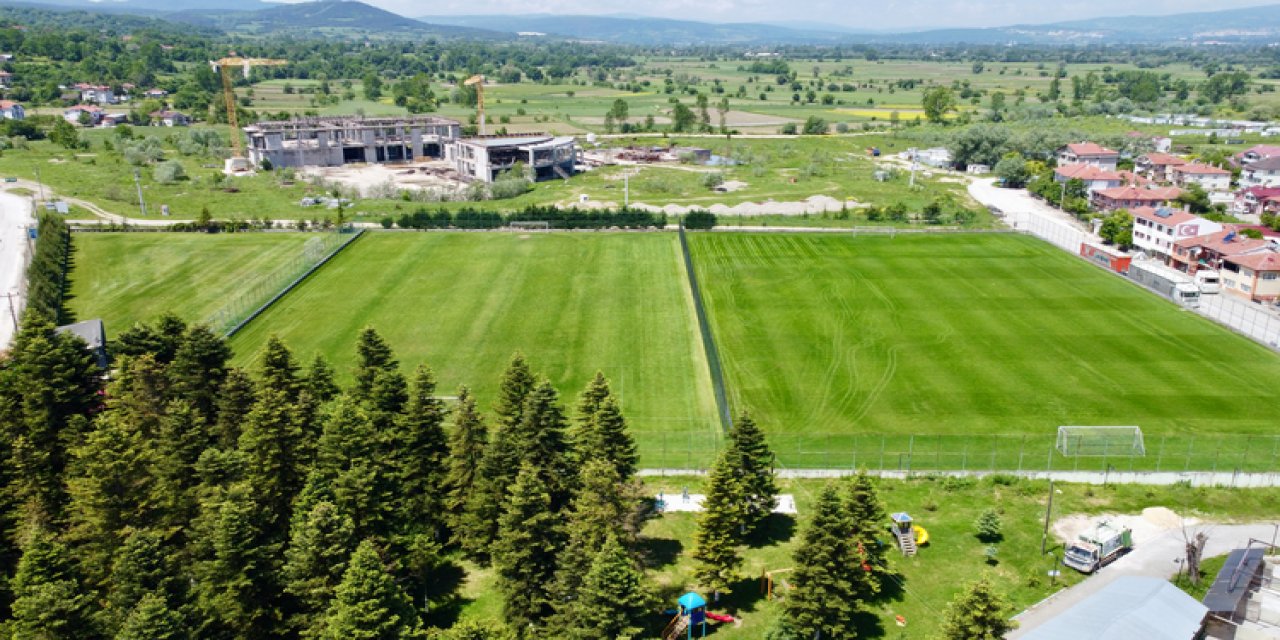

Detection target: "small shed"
[1020, 576, 1206, 640]
[55, 319, 108, 369]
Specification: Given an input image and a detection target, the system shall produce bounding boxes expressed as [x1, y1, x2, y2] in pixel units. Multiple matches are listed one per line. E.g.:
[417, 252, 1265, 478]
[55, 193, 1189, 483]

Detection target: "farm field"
[68, 232, 313, 330]
[228, 232, 720, 466]
[689, 233, 1280, 470]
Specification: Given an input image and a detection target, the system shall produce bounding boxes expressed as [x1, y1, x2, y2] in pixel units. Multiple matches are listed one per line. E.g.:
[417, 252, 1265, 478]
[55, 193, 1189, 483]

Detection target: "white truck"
[1062, 521, 1134, 573]
[1194, 269, 1222, 294]
[1128, 260, 1201, 308]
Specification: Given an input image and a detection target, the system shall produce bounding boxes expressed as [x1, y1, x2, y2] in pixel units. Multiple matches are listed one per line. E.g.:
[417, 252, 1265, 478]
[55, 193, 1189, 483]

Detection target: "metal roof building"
[1021, 576, 1207, 640]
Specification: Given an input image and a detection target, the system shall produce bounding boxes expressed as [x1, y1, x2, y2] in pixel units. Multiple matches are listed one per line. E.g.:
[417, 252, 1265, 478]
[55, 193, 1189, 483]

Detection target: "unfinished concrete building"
[244, 115, 462, 169]
[448, 135, 579, 183]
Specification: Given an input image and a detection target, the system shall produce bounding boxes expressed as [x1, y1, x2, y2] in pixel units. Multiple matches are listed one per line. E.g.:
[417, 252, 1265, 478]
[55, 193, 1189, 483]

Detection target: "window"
[1243, 284, 1252, 292]
[1263, 272, 1278, 280]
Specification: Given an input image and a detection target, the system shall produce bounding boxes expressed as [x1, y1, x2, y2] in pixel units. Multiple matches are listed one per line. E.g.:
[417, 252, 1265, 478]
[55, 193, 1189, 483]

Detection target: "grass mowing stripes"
[688, 232, 1280, 469]
[68, 232, 315, 330]
[230, 232, 721, 466]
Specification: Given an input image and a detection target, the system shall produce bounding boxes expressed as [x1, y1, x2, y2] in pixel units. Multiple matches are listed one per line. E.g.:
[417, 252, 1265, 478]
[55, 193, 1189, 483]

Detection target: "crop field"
[228, 232, 720, 465]
[689, 233, 1280, 470]
[68, 232, 314, 330]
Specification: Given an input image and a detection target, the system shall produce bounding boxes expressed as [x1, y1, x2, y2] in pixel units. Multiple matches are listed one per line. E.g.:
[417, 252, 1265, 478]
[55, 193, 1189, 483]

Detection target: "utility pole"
[4, 292, 16, 334]
[132, 169, 146, 218]
[1041, 479, 1055, 554]
[34, 165, 45, 203]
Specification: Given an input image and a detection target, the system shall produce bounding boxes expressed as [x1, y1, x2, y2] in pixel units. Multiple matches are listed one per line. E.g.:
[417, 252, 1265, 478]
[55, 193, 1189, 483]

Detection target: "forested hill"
[420, 14, 854, 46]
[167, 0, 510, 40]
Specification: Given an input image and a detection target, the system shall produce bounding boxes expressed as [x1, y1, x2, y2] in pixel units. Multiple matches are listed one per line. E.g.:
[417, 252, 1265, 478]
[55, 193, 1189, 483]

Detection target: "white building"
[74, 84, 117, 105]
[1240, 156, 1280, 188]
[1057, 142, 1120, 170]
[1170, 163, 1232, 193]
[448, 135, 579, 183]
[1054, 163, 1125, 195]
[0, 100, 23, 120]
[1130, 206, 1224, 263]
[63, 105, 103, 126]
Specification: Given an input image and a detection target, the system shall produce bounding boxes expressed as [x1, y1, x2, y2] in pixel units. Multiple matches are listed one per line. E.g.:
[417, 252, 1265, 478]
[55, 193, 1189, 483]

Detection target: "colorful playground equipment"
[662, 592, 736, 639]
[890, 512, 929, 556]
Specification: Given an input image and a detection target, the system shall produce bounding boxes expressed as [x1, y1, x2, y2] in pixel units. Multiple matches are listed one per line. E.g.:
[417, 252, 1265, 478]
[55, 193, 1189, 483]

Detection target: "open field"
[67, 232, 313, 330]
[690, 233, 1280, 470]
[457, 474, 1280, 639]
[228, 232, 720, 466]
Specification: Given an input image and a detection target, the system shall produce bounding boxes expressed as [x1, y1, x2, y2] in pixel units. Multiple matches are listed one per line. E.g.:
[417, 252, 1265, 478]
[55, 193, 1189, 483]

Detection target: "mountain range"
[9, 0, 1280, 45]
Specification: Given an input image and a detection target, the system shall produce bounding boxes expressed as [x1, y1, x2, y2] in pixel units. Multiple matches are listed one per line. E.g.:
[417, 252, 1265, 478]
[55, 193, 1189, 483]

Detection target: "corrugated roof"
[1021, 576, 1207, 640]
[1204, 547, 1266, 614]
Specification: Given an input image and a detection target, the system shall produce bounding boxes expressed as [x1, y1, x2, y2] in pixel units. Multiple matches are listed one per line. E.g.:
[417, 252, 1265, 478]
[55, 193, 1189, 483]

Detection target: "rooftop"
[55, 319, 106, 350]
[1175, 163, 1232, 176]
[1140, 152, 1188, 166]
[1227, 250, 1280, 272]
[1173, 227, 1271, 254]
[1020, 576, 1207, 640]
[1063, 142, 1119, 156]
[1097, 186, 1182, 201]
[1055, 163, 1123, 181]
[1245, 156, 1280, 172]
[1131, 206, 1196, 225]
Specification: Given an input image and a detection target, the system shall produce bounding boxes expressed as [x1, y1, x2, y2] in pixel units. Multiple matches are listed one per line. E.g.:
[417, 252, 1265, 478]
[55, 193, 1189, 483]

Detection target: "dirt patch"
[1052, 507, 1195, 545]
[301, 161, 465, 198]
[717, 180, 748, 193]
[569, 194, 862, 216]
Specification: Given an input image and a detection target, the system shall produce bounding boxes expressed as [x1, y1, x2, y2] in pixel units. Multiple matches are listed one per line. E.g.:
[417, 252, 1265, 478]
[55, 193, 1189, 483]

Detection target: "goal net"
[509, 221, 551, 231]
[1056, 426, 1145, 457]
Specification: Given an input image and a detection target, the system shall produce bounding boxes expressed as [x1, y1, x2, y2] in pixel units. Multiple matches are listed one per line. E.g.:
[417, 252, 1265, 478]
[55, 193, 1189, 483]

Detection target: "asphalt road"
[0, 189, 35, 348]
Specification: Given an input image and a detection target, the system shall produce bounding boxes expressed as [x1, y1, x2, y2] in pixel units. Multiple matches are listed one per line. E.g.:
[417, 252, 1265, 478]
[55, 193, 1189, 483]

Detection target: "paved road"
[967, 178, 1097, 236]
[1009, 521, 1280, 638]
[0, 189, 35, 348]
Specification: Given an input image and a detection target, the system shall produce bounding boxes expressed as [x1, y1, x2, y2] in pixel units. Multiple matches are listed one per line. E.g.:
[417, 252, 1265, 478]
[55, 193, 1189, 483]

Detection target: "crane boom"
[464, 74, 485, 135]
[212, 56, 287, 170]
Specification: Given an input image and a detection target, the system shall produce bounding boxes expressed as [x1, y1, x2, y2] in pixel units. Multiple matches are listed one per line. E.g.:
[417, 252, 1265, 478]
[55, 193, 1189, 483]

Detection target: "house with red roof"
[1240, 156, 1280, 188]
[0, 100, 22, 120]
[73, 83, 116, 105]
[1170, 227, 1272, 273]
[63, 104, 103, 125]
[1057, 142, 1120, 170]
[1135, 153, 1187, 183]
[1170, 163, 1232, 193]
[1053, 163, 1125, 195]
[1232, 144, 1280, 167]
[1126, 131, 1172, 153]
[1092, 186, 1182, 212]
[1129, 206, 1222, 264]
[1221, 251, 1280, 302]
[148, 110, 190, 127]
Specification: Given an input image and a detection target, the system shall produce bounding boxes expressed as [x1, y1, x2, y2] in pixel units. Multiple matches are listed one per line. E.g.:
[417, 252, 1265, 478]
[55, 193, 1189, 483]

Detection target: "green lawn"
[68, 232, 314, 330]
[689, 232, 1280, 471]
[229, 232, 720, 466]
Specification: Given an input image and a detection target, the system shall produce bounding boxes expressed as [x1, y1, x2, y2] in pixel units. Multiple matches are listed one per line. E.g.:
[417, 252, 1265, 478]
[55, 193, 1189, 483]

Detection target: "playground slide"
[705, 612, 735, 623]
[914, 526, 930, 546]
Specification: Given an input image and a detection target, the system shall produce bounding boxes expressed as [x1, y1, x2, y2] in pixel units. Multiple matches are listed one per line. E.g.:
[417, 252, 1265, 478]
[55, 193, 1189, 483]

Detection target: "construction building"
[243, 115, 462, 169]
[447, 134, 579, 183]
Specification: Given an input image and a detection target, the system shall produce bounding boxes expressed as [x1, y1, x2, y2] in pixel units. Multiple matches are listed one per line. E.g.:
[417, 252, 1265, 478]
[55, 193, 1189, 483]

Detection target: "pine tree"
[319, 539, 424, 640]
[493, 353, 535, 430]
[433, 620, 515, 640]
[116, 591, 188, 640]
[549, 458, 640, 622]
[444, 387, 487, 542]
[512, 380, 575, 509]
[107, 528, 186, 631]
[726, 412, 778, 535]
[306, 354, 341, 403]
[692, 450, 745, 599]
[559, 534, 651, 640]
[939, 577, 1017, 640]
[8, 529, 98, 639]
[258, 335, 303, 402]
[238, 385, 306, 541]
[311, 398, 392, 540]
[568, 371, 612, 460]
[386, 365, 449, 540]
[113, 313, 188, 364]
[492, 462, 565, 634]
[213, 367, 256, 449]
[166, 324, 232, 423]
[353, 327, 398, 400]
[844, 471, 892, 601]
[193, 482, 284, 638]
[591, 396, 638, 481]
[152, 400, 208, 533]
[786, 484, 860, 640]
[975, 508, 1003, 543]
[284, 500, 357, 638]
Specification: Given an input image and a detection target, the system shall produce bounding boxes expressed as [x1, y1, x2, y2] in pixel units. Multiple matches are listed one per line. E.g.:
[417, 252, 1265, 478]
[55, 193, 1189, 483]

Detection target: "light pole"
[1042, 479, 1055, 554]
[132, 169, 146, 218]
[34, 164, 45, 203]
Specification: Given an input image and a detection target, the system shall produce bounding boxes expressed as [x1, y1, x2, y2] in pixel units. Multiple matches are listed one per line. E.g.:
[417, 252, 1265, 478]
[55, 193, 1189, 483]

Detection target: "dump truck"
[1062, 521, 1133, 573]
[1128, 260, 1201, 308]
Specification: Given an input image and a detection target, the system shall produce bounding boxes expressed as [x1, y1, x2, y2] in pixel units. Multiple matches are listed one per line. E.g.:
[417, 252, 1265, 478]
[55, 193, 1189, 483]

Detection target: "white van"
[1194, 269, 1222, 294]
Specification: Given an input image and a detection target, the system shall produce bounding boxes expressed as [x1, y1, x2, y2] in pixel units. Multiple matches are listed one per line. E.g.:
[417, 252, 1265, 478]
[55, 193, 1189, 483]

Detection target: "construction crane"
[464, 74, 486, 135]
[211, 56, 287, 172]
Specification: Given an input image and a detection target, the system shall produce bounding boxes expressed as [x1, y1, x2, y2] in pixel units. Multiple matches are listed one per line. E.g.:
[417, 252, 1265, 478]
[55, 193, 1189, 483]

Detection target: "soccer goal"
[509, 221, 551, 232]
[1056, 426, 1146, 457]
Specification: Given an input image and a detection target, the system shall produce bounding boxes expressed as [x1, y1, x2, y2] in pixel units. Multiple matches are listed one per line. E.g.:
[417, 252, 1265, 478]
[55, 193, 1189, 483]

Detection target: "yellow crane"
[463, 74, 486, 135]
[212, 56, 287, 172]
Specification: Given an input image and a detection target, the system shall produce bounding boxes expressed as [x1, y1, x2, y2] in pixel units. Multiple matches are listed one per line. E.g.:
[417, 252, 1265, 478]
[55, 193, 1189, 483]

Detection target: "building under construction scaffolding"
[244, 115, 462, 169]
[447, 134, 579, 183]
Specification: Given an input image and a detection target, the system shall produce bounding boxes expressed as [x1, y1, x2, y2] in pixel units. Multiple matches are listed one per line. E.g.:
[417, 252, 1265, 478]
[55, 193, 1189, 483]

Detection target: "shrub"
[975, 508, 1003, 542]
[702, 172, 725, 189]
[154, 160, 187, 184]
[683, 211, 717, 230]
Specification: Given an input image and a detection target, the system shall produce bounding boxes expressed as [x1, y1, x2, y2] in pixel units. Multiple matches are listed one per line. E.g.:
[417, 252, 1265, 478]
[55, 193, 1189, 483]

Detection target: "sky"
[400, 0, 1279, 30]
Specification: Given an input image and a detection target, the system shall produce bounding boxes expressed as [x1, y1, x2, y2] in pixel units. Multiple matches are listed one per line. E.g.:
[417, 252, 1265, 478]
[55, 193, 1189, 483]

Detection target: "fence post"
[907, 435, 914, 472]
[879, 437, 885, 472]
[1242, 436, 1251, 472]
[1156, 436, 1165, 472]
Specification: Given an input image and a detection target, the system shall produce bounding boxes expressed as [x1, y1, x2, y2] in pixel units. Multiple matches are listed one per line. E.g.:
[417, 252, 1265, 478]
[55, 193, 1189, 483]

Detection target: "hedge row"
[25, 214, 72, 323]
[386, 206, 673, 230]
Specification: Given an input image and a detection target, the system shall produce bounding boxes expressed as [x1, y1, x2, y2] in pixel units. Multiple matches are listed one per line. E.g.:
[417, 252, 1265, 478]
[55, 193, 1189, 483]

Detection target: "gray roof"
[55, 319, 105, 350]
[1246, 156, 1280, 171]
[1021, 576, 1206, 640]
[1204, 547, 1266, 614]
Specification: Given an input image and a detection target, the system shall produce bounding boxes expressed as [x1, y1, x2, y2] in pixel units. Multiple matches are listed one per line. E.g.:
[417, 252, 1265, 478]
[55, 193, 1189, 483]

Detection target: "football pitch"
[70, 230, 1280, 471]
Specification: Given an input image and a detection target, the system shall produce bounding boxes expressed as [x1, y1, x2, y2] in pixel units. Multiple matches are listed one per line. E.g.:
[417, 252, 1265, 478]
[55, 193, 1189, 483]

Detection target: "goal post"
[1056, 426, 1145, 457]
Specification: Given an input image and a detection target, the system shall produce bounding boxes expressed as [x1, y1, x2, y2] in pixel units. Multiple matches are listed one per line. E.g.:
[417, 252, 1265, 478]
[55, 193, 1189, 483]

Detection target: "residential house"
[0, 100, 23, 120]
[1232, 144, 1280, 167]
[1126, 131, 1172, 153]
[0, 54, 13, 62]
[0, 70, 11, 89]
[1053, 163, 1125, 195]
[54, 319, 109, 369]
[1135, 152, 1187, 183]
[1130, 206, 1223, 263]
[149, 110, 190, 127]
[1233, 186, 1280, 216]
[101, 113, 129, 127]
[1170, 163, 1232, 193]
[1240, 156, 1280, 188]
[63, 105, 103, 125]
[1092, 186, 1182, 212]
[1057, 142, 1120, 170]
[1170, 227, 1272, 273]
[1221, 251, 1280, 302]
[74, 83, 116, 105]
[144, 88, 168, 99]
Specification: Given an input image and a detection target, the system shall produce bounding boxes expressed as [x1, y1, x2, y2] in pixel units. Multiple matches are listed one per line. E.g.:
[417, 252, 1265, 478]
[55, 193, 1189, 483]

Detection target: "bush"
[702, 172, 725, 189]
[683, 211, 717, 230]
[779, 123, 798, 135]
[975, 508, 1003, 542]
[154, 160, 187, 184]
[801, 116, 829, 135]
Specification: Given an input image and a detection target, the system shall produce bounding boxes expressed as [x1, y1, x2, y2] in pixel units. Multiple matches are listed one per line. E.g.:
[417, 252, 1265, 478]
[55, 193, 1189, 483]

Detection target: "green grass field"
[228, 232, 720, 465]
[690, 233, 1280, 470]
[68, 232, 314, 330]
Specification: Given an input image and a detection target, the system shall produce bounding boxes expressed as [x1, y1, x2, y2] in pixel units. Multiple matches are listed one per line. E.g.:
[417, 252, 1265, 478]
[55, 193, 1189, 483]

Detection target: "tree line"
[386, 205, 670, 230]
[22, 214, 72, 324]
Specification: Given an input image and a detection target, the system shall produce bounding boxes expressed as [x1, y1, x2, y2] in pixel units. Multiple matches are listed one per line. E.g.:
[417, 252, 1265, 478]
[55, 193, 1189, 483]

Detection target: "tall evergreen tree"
[305, 354, 341, 404]
[785, 484, 860, 640]
[152, 400, 208, 534]
[939, 577, 1017, 640]
[237, 385, 306, 541]
[386, 365, 449, 540]
[492, 463, 564, 635]
[213, 368, 256, 449]
[844, 471, 893, 601]
[116, 592, 188, 640]
[558, 534, 651, 640]
[444, 387, 487, 543]
[284, 500, 357, 639]
[352, 327, 397, 400]
[568, 371, 612, 459]
[726, 412, 778, 535]
[492, 353, 535, 430]
[8, 529, 98, 639]
[319, 539, 424, 640]
[512, 380, 575, 510]
[193, 482, 283, 638]
[112, 313, 187, 364]
[106, 528, 187, 635]
[166, 324, 232, 423]
[310, 398, 391, 540]
[258, 335, 303, 402]
[589, 396, 638, 481]
[691, 450, 745, 600]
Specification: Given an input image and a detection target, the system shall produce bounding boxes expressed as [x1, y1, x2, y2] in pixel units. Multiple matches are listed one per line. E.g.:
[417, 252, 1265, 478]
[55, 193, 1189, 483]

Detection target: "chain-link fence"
[635, 431, 1280, 475]
[1199, 293, 1280, 350]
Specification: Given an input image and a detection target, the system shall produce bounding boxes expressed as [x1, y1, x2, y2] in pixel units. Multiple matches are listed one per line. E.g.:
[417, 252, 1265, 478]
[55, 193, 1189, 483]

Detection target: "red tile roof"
[1063, 142, 1119, 157]
[1130, 206, 1196, 226]
[1097, 186, 1182, 202]
[1140, 153, 1187, 166]
[1173, 227, 1270, 254]
[1174, 163, 1232, 176]
[1055, 163, 1123, 181]
[1239, 186, 1280, 199]
[0, 100, 19, 109]
[1227, 251, 1280, 272]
